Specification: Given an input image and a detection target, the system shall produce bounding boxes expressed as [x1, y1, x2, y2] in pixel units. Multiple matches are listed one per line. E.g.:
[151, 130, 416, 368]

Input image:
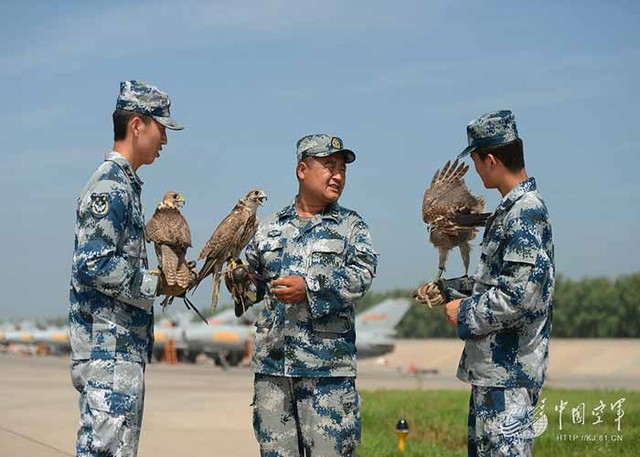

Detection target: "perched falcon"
[193, 189, 267, 310]
[145, 191, 192, 307]
[422, 159, 489, 280]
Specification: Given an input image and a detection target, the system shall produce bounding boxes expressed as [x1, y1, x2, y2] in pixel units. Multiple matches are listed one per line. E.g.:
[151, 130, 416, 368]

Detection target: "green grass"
[360, 389, 639, 457]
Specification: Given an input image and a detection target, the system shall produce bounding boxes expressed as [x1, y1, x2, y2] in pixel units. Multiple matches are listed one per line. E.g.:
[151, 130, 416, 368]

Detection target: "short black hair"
[476, 138, 525, 172]
[112, 109, 152, 141]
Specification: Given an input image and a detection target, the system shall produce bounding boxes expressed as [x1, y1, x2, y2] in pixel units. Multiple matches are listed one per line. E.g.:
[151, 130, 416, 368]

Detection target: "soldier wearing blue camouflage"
[438, 111, 555, 457]
[69, 80, 185, 457]
[225, 134, 377, 457]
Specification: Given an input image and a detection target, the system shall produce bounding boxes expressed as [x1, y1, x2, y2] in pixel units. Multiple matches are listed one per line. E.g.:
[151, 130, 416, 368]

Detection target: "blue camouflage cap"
[458, 110, 519, 158]
[296, 134, 356, 163]
[115, 80, 184, 130]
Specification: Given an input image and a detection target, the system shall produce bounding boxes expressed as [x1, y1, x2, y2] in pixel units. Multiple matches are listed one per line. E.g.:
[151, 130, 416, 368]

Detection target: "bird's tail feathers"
[176, 260, 191, 289]
[211, 271, 222, 310]
[452, 212, 491, 227]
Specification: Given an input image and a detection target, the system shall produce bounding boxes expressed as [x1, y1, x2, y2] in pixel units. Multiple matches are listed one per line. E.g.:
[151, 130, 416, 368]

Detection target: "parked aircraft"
[354, 298, 412, 358]
[0, 322, 70, 355]
[0, 298, 412, 365]
[153, 298, 412, 366]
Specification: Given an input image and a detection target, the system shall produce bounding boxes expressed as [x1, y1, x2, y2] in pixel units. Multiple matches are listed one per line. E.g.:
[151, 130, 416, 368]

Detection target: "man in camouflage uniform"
[69, 80, 186, 457]
[430, 111, 554, 456]
[226, 134, 377, 456]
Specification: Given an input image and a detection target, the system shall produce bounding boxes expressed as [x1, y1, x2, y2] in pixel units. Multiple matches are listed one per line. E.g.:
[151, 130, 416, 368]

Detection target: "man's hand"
[443, 299, 462, 328]
[413, 281, 445, 307]
[270, 276, 307, 304]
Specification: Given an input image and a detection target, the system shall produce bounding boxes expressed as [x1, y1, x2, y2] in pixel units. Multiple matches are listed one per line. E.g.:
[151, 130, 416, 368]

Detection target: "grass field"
[359, 389, 638, 457]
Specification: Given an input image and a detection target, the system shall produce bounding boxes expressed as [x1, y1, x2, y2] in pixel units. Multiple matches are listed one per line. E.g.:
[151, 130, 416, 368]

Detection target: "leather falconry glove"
[413, 280, 446, 308]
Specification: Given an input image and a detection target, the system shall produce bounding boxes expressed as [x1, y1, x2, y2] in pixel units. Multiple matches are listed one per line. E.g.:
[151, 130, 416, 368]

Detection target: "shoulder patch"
[90, 193, 110, 217]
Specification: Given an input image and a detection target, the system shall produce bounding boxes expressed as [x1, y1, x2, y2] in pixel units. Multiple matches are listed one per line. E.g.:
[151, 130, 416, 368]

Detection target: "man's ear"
[486, 153, 498, 169]
[296, 161, 307, 181]
[129, 115, 144, 137]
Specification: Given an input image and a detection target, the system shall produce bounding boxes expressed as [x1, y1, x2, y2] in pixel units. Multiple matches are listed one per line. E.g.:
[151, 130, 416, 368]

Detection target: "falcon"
[145, 191, 202, 316]
[421, 159, 489, 281]
[193, 189, 267, 310]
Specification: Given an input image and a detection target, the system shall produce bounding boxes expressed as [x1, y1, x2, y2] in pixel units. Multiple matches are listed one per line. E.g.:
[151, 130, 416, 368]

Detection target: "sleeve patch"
[90, 193, 110, 218]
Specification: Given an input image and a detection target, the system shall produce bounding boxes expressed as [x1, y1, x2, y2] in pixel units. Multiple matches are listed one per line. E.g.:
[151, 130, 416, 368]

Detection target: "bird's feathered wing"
[193, 189, 266, 310]
[193, 203, 258, 309]
[196, 204, 253, 280]
[145, 207, 192, 288]
[422, 159, 487, 235]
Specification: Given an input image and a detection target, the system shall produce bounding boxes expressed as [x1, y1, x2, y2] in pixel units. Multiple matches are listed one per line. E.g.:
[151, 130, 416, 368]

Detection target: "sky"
[0, 0, 638, 319]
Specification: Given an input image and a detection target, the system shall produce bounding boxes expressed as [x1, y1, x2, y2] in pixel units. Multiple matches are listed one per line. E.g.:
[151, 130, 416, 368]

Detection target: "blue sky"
[1, 1, 638, 319]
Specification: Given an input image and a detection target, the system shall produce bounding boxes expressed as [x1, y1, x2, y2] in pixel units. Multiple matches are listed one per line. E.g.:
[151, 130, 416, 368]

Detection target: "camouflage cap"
[115, 80, 184, 130]
[458, 110, 519, 158]
[296, 134, 356, 163]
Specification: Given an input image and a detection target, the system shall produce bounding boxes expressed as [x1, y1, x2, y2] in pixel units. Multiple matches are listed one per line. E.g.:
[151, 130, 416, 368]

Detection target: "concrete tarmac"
[1, 339, 638, 457]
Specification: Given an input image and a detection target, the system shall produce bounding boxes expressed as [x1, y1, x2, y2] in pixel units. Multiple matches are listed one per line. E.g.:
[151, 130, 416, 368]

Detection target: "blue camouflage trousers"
[71, 359, 146, 457]
[253, 374, 361, 457]
[468, 386, 540, 457]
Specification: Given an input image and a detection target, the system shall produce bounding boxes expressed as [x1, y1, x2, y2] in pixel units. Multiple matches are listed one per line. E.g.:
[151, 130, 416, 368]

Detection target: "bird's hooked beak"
[258, 194, 267, 205]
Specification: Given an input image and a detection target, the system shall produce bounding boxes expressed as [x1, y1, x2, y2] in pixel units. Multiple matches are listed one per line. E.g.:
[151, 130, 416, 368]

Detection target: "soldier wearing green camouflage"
[227, 134, 377, 456]
[441, 111, 555, 457]
[69, 80, 184, 457]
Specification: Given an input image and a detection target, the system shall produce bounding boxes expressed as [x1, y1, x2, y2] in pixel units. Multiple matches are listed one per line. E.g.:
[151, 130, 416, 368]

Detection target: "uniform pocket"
[312, 313, 351, 338]
[312, 238, 346, 259]
[85, 386, 134, 452]
[340, 389, 359, 415]
[475, 240, 501, 286]
[338, 388, 361, 455]
[309, 238, 346, 279]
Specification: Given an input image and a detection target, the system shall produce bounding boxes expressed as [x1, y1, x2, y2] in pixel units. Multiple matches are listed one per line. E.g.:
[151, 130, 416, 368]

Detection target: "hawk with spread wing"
[422, 159, 489, 281]
[145, 191, 193, 306]
[193, 189, 267, 310]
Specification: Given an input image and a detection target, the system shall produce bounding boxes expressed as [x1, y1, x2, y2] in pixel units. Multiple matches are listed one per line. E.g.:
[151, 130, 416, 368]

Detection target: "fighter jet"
[155, 298, 412, 366]
[355, 298, 412, 358]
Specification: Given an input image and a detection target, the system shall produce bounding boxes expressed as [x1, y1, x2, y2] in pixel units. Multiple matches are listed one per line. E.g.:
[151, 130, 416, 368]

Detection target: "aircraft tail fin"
[356, 298, 412, 334]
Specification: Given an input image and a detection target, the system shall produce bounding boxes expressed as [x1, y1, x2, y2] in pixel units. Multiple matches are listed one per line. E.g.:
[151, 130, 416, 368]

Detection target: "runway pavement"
[1, 339, 638, 457]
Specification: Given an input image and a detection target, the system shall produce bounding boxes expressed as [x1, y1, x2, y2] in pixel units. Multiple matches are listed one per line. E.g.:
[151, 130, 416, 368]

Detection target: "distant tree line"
[360, 272, 640, 338]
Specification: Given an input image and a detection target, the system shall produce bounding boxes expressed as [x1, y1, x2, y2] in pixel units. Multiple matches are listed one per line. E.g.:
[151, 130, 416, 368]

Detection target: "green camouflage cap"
[458, 110, 519, 158]
[116, 80, 184, 130]
[296, 134, 356, 163]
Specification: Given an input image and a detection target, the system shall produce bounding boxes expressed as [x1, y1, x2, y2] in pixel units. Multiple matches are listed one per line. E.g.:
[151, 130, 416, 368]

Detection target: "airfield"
[1, 339, 638, 457]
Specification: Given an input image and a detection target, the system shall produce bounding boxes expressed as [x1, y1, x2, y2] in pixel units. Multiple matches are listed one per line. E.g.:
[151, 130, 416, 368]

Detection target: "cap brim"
[153, 115, 184, 130]
[457, 145, 476, 159]
[336, 149, 356, 163]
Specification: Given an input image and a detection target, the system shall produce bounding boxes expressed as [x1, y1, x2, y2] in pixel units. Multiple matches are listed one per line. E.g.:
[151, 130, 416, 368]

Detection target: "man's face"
[134, 117, 167, 166]
[299, 154, 347, 205]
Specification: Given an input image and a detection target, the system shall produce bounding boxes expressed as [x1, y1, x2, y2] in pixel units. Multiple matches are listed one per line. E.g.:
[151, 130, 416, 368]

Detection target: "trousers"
[468, 385, 540, 457]
[253, 374, 361, 457]
[71, 359, 145, 457]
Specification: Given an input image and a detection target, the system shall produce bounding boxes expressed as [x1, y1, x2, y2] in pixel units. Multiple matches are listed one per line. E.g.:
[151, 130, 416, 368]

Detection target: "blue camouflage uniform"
[238, 134, 377, 457]
[69, 80, 182, 457]
[454, 111, 555, 457]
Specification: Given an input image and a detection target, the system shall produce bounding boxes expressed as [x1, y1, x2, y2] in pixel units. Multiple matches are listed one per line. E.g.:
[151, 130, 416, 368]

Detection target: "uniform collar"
[277, 198, 340, 222]
[494, 177, 536, 215]
[105, 151, 144, 189]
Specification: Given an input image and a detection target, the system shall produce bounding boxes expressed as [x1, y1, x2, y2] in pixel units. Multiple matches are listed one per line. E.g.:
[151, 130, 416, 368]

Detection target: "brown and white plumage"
[145, 191, 192, 301]
[193, 189, 267, 310]
[422, 159, 488, 280]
